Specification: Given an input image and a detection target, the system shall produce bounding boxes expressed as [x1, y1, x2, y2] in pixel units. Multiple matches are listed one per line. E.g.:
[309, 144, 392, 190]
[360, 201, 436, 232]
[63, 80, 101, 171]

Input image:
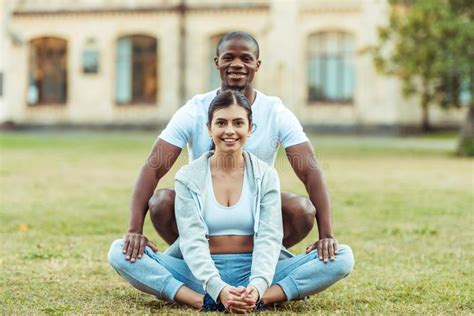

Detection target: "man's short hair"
[216, 31, 260, 58]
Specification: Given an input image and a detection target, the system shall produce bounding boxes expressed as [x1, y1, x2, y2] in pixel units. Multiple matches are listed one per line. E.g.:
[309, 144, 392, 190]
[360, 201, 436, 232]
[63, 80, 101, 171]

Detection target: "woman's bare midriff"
[208, 235, 254, 254]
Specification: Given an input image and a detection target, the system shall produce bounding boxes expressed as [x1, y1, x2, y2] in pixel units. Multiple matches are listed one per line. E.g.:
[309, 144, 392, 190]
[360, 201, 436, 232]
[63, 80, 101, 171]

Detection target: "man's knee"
[148, 188, 175, 219]
[299, 198, 316, 229]
[283, 195, 316, 232]
[149, 189, 178, 245]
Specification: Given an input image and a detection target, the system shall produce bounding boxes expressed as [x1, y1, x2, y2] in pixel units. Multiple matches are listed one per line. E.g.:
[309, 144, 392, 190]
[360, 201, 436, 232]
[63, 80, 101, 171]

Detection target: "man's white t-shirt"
[159, 89, 308, 166]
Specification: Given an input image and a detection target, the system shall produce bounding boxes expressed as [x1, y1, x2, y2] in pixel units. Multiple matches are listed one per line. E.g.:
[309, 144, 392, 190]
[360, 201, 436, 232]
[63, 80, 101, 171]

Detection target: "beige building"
[0, 0, 466, 130]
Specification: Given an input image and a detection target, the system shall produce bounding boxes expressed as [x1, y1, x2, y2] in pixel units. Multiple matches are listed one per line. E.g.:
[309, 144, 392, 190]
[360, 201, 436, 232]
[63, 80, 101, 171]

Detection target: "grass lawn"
[0, 131, 473, 314]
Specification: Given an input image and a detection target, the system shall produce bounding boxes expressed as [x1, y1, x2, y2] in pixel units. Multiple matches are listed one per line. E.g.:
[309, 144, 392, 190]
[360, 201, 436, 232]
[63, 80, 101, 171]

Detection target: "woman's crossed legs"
[108, 239, 354, 309]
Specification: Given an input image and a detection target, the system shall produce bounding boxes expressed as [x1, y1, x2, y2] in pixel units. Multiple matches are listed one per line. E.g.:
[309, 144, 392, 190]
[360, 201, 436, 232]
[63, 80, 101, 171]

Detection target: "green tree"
[371, 0, 474, 155]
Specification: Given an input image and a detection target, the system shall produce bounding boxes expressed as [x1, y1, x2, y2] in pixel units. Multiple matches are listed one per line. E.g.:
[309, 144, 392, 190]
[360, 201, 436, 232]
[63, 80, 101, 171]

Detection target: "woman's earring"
[251, 123, 257, 133]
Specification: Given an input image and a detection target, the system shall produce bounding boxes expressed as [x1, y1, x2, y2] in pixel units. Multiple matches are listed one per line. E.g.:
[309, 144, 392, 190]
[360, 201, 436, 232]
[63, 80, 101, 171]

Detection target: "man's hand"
[219, 286, 256, 313]
[122, 232, 158, 263]
[306, 237, 338, 263]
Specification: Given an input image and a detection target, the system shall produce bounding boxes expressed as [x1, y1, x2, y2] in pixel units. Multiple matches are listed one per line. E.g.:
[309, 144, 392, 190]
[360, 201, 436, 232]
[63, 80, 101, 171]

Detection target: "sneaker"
[254, 299, 267, 312]
[201, 293, 225, 312]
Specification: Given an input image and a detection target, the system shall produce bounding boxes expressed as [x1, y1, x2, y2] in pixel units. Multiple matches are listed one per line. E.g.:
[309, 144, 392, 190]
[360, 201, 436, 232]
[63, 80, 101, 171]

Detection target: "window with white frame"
[307, 31, 355, 103]
[115, 35, 157, 104]
[27, 37, 68, 105]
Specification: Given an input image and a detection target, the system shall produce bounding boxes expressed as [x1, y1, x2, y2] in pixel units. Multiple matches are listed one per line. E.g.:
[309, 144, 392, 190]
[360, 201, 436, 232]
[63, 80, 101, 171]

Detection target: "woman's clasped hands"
[219, 285, 259, 313]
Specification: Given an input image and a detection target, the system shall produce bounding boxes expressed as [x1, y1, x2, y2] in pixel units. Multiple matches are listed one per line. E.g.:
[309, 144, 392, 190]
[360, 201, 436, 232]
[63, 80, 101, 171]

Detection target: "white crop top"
[204, 161, 255, 236]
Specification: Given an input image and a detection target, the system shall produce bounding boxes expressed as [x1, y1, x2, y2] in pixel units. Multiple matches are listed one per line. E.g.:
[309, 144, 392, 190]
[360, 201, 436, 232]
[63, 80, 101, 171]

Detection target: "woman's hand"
[219, 286, 256, 313]
[306, 237, 338, 262]
[122, 232, 158, 263]
[227, 286, 259, 313]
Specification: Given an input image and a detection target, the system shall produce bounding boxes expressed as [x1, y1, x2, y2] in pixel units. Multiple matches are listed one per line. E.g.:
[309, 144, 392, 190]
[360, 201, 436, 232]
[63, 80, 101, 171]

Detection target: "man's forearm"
[305, 169, 334, 239]
[127, 164, 160, 234]
[285, 142, 335, 240]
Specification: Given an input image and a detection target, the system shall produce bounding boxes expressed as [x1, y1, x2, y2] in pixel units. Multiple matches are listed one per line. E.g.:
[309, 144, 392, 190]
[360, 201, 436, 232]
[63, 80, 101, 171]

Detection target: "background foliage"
[371, 0, 474, 155]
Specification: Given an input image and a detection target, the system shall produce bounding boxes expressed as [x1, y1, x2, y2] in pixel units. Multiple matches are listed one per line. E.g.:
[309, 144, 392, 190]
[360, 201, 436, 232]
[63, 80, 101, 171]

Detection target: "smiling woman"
[206, 90, 252, 153]
[109, 90, 282, 312]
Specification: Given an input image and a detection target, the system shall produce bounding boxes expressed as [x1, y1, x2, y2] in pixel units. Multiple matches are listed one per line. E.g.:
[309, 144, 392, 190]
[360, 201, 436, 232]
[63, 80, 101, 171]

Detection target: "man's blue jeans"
[108, 239, 354, 302]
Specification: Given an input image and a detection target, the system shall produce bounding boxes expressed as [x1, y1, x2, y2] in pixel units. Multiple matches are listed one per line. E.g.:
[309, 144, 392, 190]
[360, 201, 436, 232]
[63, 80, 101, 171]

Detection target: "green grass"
[1, 131, 473, 314]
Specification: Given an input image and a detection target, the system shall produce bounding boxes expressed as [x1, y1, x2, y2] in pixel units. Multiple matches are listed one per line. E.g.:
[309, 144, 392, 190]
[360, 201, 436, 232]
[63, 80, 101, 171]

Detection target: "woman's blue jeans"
[108, 239, 354, 303]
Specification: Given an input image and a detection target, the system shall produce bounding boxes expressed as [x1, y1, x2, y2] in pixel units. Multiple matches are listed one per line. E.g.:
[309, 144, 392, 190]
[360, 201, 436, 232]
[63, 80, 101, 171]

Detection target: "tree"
[371, 0, 474, 155]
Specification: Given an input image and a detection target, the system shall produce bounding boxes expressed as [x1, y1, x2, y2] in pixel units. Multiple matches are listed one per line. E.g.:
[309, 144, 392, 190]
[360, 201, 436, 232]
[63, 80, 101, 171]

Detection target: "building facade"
[0, 0, 466, 130]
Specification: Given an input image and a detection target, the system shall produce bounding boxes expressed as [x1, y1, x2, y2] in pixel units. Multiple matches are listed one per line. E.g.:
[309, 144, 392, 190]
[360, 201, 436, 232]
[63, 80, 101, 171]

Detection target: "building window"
[115, 35, 157, 104]
[83, 49, 99, 74]
[307, 32, 355, 103]
[83, 38, 99, 74]
[27, 37, 68, 105]
[208, 33, 225, 90]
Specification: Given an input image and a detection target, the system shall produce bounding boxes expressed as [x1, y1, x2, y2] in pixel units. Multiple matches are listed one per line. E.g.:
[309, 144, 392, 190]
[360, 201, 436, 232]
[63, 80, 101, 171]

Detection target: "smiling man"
[117, 31, 352, 310]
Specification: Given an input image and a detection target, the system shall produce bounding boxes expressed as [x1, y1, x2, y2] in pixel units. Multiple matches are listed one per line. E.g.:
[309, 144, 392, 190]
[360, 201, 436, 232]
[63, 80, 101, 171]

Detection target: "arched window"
[116, 35, 157, 104]
[27, 37, 67, 105]
[307, 32, 355, 103]
[208, 33, 225, 90]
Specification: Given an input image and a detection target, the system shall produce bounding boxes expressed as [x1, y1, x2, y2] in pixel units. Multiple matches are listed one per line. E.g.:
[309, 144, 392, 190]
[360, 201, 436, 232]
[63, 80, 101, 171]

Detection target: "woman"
[108, 90, 354, 312]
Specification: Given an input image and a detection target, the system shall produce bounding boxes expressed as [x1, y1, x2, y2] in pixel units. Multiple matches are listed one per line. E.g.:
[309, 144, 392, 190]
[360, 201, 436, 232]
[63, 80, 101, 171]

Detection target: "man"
[122, 31, 339, 279]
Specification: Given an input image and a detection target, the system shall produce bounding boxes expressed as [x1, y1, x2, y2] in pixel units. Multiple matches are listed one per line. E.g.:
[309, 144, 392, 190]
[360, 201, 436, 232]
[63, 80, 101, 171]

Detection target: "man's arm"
[123, 138, 182, 262]
[285, 142, 338, 262]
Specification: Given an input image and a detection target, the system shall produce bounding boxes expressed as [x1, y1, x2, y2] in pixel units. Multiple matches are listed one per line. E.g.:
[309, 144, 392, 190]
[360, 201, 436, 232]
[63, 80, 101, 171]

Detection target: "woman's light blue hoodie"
[171, 151, 284, 302]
